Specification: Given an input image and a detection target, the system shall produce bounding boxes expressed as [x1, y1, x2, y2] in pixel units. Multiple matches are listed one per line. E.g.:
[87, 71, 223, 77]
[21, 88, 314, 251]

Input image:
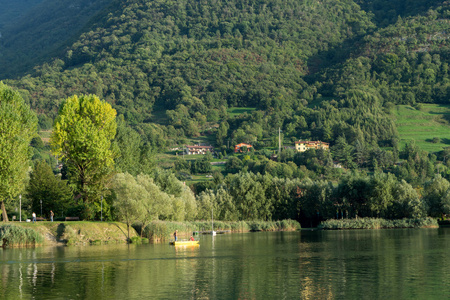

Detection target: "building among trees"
[234, 143, 253, 153]
[185, 145, 214, 155]
[295, 140, 329, 152]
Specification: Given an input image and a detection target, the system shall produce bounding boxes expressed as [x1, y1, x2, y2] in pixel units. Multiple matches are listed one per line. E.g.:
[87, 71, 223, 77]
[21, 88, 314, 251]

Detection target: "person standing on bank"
[32, 212, 36, 223]
[50, 210, 54, 222]
[174, 230, 178, 241]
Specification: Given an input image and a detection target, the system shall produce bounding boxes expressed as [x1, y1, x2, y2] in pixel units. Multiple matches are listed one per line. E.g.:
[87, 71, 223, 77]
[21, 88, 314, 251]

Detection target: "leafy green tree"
[216, 121, 229, 146]
[299, 179, 334, 226]
[226, 156, 243, 173]
[215, 186, 238, 221]
[191, 157, 212, 174]
[151, 168, 197, 221]
[113, 116, 154, 175]
[50, 94, 117, 213]
[332, 135, 355, 169]
[336, 174, 372, 218]
[112, 173, 147, 240]
[389, 180, 425, 219]
[226, 172, 269, 220]
[423, 175, 450, 218]
[267, 177, 300, 220]
[368, 173, 396, 217]
[196, 189, 219, 221]
[26, 160, 73, 218]
[0, 82, 37, 221]
[135, 174, 171, 236]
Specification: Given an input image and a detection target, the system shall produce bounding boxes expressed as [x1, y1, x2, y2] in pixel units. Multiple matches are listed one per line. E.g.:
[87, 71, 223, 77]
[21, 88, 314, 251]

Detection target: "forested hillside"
[2, 0, 450, 164]
[0, 0, 111, 78]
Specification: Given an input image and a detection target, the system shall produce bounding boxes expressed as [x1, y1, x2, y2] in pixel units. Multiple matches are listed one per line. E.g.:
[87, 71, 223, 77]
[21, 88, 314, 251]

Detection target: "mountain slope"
[5, 0, 450, 153]
[0, 0, 112, 78]
[0, 0, 43, 30]
[7, 0, 374, 117]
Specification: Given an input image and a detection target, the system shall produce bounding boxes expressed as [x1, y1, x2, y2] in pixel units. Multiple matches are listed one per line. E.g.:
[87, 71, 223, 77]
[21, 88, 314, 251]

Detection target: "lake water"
[0, 228, 449, 299]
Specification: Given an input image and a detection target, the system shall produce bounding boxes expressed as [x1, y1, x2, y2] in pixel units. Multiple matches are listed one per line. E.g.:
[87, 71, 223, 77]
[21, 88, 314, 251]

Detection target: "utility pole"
[278, 127, 282, 153]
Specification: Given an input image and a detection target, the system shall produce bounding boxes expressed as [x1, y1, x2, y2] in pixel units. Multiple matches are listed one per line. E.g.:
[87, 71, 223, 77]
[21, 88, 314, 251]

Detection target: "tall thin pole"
[19, 195, 21, 222]
[278, 127, 281, 153]
[101, 196, 103, 221]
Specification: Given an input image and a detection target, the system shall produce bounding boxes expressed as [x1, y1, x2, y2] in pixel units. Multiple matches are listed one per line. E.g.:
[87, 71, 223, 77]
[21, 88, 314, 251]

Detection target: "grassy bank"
[3, 219, 300, 246]
[4, 221, 137, 246]
[318, 217, 438, 230]
[141, 219, 301, 242]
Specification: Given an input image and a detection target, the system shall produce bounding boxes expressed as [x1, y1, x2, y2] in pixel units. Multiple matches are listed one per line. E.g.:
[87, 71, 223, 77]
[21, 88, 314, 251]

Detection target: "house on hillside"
[234, 143, 253, 153]
[294, 140, 329, 152]
[184, 145, 214, 155]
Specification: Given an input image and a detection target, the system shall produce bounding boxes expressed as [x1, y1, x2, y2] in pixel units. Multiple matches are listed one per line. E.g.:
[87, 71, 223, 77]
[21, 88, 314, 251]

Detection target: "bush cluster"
[318, 217, 438, 230]
[0, 225, 43, 247]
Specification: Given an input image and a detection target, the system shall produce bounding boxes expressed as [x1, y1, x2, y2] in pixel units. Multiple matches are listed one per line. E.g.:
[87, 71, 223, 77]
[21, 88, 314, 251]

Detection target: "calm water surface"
[1, 229, 449, 299]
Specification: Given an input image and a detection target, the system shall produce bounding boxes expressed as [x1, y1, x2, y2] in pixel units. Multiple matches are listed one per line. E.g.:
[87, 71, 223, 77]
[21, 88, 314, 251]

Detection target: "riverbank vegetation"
[0, 224, 43, 247]
[0, 219, 300, 246]
[141, 219, 301, 242]
[1, 222, 136, 246]
[318, 217, 438, 230]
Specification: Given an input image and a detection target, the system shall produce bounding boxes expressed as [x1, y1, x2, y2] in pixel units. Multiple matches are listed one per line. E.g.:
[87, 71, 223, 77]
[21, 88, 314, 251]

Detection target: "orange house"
[234, 143, 253, 153]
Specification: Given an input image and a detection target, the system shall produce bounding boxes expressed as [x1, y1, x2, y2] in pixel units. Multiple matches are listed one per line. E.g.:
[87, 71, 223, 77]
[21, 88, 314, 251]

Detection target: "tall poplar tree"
[0, 82, 37, 221]
[50, 94, 117, 216]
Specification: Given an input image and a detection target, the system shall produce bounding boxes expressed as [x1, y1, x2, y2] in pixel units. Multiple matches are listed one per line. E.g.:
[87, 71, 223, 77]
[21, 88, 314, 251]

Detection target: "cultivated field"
[395, 104, 450, 153]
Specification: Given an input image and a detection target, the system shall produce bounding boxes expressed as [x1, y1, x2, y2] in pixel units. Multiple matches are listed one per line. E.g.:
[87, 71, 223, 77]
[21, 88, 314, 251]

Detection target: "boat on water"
[169, 240, 199, 246]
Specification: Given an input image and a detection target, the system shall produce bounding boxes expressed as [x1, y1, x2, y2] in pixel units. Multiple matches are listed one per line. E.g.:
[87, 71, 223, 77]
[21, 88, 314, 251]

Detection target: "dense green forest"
[2, 0, 450, 226]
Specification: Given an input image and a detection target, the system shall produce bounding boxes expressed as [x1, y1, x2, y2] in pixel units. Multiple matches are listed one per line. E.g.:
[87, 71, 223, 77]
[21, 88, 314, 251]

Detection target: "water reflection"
[0, 229, 449, 299]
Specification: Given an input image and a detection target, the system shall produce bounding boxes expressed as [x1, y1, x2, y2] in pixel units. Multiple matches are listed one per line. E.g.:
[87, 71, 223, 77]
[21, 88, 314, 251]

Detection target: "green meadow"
[395, 104, 450, 153]
[227, 107, 256, 117]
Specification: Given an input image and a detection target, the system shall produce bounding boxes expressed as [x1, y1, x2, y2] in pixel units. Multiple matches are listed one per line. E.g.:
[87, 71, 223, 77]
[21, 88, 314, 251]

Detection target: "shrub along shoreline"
[0, 222, 136, 247]
[318, 217, 438, 230]
[140, 219, 301, 242]
[0, 224, 44, 247]
[1, 218, 441, 247]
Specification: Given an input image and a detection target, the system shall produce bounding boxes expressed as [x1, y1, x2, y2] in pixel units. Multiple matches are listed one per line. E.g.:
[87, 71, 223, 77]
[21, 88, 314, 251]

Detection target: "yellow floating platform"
[169, 240, 199, 246]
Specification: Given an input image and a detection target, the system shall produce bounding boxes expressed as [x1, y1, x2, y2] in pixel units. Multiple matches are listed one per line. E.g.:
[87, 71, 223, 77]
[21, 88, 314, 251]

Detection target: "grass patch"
[12, 221, 136, 245]
[227, 107, 256, 117]
[395, 104, 450, 153]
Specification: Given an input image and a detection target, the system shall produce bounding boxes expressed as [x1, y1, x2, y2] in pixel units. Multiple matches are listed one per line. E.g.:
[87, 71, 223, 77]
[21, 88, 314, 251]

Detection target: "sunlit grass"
[227, 107, 256, 117]
[395, 104, 450, 153]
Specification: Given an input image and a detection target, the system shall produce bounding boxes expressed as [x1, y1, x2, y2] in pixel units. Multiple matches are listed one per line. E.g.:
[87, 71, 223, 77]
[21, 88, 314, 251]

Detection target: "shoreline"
[1, 217, 442, 247]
